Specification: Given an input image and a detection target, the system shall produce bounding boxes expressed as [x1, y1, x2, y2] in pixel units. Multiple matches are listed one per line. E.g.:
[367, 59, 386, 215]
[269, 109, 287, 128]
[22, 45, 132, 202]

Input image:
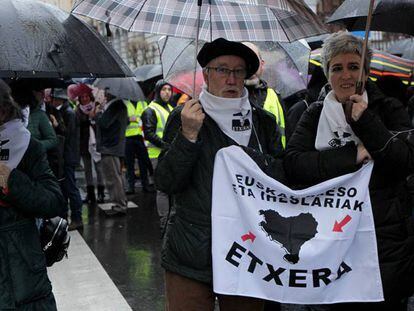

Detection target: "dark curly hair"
[0, 80, 23, 124]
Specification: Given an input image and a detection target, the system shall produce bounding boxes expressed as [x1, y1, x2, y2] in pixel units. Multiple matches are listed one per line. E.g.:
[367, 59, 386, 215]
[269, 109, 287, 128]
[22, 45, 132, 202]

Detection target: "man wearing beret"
[155, 38, 284, 310]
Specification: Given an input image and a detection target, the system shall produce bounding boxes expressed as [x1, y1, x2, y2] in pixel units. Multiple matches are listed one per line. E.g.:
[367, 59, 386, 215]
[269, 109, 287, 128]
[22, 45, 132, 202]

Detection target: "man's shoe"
[68, 220, 84, 231]
[104, 205, 127, 217]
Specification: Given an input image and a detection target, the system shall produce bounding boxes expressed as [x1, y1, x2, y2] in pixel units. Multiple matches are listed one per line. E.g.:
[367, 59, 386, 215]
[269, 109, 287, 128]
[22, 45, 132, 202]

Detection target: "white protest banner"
[212, 146, 383, 304]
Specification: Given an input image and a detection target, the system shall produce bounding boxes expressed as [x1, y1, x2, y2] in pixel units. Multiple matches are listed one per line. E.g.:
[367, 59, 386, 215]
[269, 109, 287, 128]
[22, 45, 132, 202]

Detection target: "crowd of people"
[0, 31, 414, 310]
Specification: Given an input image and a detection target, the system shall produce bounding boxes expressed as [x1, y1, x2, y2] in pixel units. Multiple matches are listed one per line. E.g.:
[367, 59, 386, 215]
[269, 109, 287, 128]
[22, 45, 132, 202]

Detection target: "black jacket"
[0, 138, 66, 309]
[95, 99, 128, 157]
[60, 102, 80, 166]
[156, 104, 285, 284]
[284, 81, 414, 300]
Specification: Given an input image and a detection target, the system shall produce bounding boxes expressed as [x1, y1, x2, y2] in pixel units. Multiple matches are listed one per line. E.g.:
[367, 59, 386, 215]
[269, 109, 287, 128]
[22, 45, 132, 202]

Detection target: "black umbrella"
[387, 38, 414, 61]
[93, 78, 145, 102]
[327, 0, 414, 36]
[133, 64, 163, 82]
[0, 0, 132, 78]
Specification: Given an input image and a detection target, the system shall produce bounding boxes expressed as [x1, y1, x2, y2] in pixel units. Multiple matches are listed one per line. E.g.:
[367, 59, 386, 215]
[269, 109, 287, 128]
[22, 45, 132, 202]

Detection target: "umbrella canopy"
[159, 36, 310, 98]
[0, 0, 132, 78]
[387, 38, 414, 61]
[133, 64, 163, 82]
[257, 40, 310, 98]
[310, 49, 414, 86]
[72, 0, 326, 42]
[93, 78, 145, 101]
[327, 0, 414, 36]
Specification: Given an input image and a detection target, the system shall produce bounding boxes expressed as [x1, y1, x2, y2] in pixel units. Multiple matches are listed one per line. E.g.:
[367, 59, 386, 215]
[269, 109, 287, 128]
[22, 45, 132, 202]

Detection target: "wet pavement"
[77, 184, 165, 311]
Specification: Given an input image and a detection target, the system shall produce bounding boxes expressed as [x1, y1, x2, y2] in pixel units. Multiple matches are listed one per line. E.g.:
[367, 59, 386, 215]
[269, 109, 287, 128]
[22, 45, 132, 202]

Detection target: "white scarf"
[199, 85, 252, 146]
[0, 119, 31, 169]
[315, 90, 367, 150]
[88, 126, 101, 163]
[21, 106, 30, 128]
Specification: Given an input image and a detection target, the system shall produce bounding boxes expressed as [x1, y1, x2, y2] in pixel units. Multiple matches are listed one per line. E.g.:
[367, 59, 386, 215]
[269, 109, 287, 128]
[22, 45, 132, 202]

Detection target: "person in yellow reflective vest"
[141, 80, 173, 230]
[124, 99, 154, 194]
[243, 42, 287, 149]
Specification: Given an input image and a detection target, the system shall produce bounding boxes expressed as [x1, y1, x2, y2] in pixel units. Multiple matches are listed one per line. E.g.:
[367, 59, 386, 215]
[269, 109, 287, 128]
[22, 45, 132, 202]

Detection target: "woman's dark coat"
[284, 81, 414, 301]
[0, 138, 67, 310]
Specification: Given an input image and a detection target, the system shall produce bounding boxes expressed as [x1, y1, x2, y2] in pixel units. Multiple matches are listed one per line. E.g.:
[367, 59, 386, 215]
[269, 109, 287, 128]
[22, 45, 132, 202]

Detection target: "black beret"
[197, 38, 259, 79]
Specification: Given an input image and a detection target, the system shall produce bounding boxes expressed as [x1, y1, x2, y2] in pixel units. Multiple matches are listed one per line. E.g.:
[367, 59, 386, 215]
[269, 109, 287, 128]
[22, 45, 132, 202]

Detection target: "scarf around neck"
[315, 90, 367, 150]
[199, 85, 252, 146]
[0, 119, 31, 169]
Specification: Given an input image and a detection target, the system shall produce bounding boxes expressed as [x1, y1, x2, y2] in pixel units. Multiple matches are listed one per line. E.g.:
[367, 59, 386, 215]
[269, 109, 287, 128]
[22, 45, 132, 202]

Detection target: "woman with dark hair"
[0, 79, 66, 310]
[285, 32, 414, 311]
[11, 83, 58, 152]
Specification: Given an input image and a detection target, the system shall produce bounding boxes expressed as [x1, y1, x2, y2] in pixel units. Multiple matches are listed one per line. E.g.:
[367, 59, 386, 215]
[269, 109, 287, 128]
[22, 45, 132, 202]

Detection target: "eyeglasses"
[206, 67, 247, 79]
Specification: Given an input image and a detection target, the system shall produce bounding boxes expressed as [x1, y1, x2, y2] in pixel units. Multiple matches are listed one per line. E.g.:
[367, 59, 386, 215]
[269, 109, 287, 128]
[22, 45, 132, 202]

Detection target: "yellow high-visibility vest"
[263, 88, 286, 149]
[125, 100, 147, 137]
[146, 101, 173, 159]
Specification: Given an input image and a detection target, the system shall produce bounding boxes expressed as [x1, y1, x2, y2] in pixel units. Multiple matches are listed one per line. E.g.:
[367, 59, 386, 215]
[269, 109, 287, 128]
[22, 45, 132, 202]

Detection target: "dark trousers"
[165, 270, 265, 311]
[125, 135, 151, 189]
[62, 164, 83, 222]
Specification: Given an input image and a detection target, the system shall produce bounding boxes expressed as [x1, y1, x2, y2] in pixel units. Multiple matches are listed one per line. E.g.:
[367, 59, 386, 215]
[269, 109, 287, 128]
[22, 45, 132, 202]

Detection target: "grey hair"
[321, 31, 373, 79]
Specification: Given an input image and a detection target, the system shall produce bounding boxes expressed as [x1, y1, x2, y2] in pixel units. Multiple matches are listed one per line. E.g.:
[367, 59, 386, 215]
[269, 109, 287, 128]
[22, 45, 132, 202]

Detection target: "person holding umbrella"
[284, 32, 414, 311]
[155, 38, 284, 310]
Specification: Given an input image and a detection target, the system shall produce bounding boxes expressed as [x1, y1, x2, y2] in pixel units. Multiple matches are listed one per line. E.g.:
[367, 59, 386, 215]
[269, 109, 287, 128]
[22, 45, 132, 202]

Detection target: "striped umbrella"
[310, 49, 414, 86]
[73, 0, 325, 96]
[72, 0, 325, 43]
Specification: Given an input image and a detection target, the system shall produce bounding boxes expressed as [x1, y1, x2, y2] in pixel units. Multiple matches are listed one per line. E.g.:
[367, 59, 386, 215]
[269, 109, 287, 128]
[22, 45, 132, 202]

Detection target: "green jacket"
[27, 108, 58, 152]
[0, 138, 66, 310]
[156, 105, 284, 284]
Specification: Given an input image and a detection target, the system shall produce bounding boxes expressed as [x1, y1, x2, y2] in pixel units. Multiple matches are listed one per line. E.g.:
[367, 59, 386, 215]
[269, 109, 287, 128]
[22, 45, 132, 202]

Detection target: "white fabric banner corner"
[212, 146, 383, 304]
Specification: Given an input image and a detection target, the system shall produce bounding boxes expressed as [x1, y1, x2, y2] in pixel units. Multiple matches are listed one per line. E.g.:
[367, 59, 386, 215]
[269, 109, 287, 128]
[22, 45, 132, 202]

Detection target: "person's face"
[159, 85, 172, 102]
[328, 53, 367, 103]
[203, 55, 246, 98]
[79, 94, 91, 106]
[32, 90, 44, 103]
[51, 97, 64, 108]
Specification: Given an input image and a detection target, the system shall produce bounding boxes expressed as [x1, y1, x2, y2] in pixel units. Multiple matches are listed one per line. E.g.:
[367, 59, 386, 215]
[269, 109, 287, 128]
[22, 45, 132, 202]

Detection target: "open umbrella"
[72, 0, 325, 43]
[133, 64, 163, 82]
[93, 78, 145, 101]
[158, 37, 310, 98]
[0, 0, 132, 78]
[327, 0, 414, 36]
[158, 36, 310, 98]
[73, 0, 326, 96]
[387, 38, 414, 61]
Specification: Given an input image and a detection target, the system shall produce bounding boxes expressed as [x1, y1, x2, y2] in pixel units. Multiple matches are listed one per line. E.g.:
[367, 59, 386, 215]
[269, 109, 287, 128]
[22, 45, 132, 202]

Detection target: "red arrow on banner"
[333, 215, 352, 232]
[241, 231, 256, 242]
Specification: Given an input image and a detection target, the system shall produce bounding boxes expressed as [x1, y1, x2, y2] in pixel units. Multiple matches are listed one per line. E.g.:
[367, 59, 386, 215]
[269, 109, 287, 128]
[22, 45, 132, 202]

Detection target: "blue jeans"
[62, 164, 83, 222]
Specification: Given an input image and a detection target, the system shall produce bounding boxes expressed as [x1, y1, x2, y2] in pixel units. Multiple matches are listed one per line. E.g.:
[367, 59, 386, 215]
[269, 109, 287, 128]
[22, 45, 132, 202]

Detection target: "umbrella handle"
[357, 0, 375, 95]
[193, 1, 203, 99]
